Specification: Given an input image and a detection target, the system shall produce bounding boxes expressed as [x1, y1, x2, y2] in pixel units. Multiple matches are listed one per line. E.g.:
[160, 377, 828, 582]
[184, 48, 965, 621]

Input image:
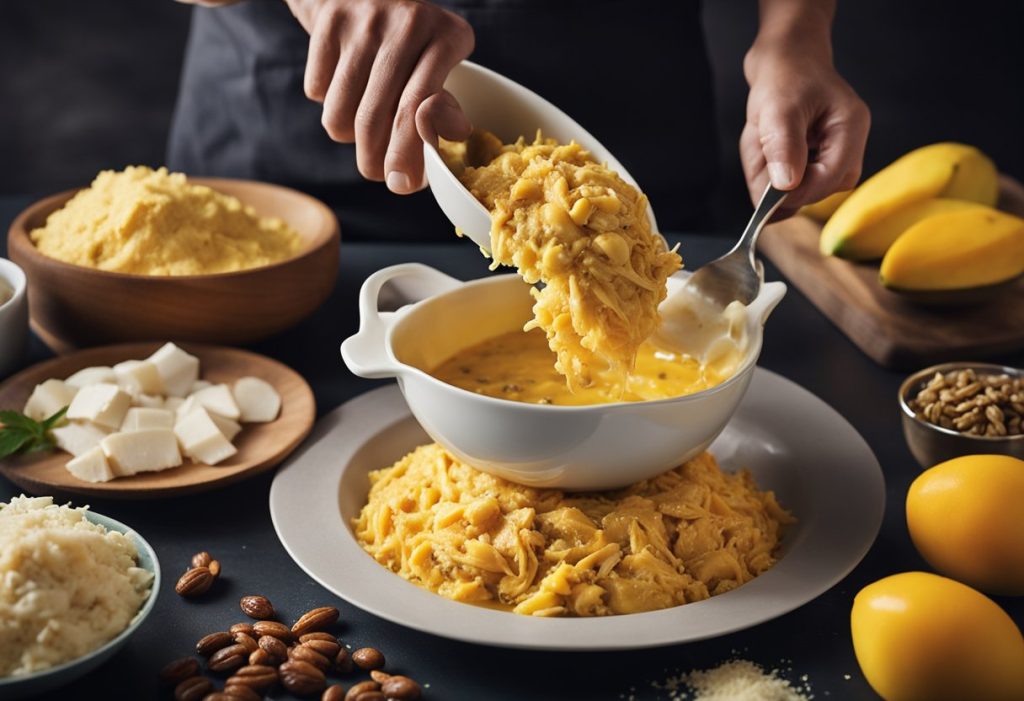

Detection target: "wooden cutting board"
[759, 176, 1024, 370]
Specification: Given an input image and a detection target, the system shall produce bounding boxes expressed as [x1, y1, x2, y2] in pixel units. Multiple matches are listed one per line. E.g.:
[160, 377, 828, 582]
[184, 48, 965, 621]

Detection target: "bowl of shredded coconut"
[0, 495, 159, 699]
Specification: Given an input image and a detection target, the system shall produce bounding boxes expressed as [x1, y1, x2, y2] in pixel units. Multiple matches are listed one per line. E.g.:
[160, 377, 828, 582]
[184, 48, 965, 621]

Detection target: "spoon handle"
[733, 185, 789, 265]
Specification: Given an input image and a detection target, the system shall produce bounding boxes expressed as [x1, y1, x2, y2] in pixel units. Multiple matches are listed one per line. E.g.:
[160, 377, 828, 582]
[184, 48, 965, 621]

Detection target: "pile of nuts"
[162, 552, 423, 700]
[908, 368, 1024, 437]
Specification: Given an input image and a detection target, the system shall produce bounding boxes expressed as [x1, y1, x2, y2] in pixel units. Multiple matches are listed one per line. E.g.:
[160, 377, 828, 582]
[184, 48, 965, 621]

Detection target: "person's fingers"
[739, 121, 769, 204]
[320, 35, 376, 143]
[740, 121, 799, 220]
[304, 10, 341, 102]
[384, 40, 472, 193]
[757, 102, 810, 192]
[353, 26, 431, 182]
[795, 98, 871, 203]
[416, 90, 471, 146]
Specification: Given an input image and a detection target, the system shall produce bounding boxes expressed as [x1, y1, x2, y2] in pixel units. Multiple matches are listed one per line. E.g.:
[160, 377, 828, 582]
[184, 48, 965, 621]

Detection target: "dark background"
[1, 0, 1022, 232]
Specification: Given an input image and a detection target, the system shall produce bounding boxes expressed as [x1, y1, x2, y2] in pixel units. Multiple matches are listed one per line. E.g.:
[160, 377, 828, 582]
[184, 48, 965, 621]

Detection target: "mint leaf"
[0, 406, 67, 459]
[0, 430, 33, 458]
[0, 410, 38, 432]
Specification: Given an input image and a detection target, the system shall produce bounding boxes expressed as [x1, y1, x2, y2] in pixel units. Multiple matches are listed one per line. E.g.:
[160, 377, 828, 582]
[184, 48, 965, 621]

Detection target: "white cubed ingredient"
[163, 396, 185, 413]
[133, 393, 164, 409]
[174, 407, 238, 465]
[121, 407, 175, 432]
[113, 359, 165, 396]
[101, 429, 182, 476]
[65, 446, 116, 483]
[64, 366, 116, 389]
[174, 395, 200, 418]
[208, 412, 242, 442]
[23, 379, 77, 421]
[190, 380, 213, 394]
[232, 377, 281, 423]
[51, 421, 111, 457]
[147, 343, 200, 397]
[189, 384, 240, 420]
[66, 383, 132, 430]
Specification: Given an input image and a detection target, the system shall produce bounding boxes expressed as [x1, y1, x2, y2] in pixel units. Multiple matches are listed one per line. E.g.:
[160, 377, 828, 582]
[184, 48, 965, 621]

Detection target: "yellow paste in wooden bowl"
[440, 131, 682, 394]
[31, 166, 302, 276]
[354, 444, 793, 617]
[431, 328, 734, 405]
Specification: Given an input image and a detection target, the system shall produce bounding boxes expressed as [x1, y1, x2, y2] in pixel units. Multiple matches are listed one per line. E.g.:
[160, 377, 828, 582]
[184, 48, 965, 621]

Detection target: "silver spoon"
[651, 184, 788, 356]
[685, 184, 788, 308]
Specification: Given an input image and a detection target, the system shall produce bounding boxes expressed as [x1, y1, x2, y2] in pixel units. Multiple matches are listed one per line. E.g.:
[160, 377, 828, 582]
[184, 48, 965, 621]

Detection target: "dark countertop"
[2, 194, 1022, 701]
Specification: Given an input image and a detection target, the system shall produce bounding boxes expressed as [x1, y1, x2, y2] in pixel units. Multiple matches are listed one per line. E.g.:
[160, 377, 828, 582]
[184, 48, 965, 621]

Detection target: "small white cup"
[0, 257, 29, 379]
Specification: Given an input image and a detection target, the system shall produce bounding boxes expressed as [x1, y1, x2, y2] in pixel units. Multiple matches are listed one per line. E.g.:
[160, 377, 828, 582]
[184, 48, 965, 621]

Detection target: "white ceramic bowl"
[0, 510, 160, 699]
[341, 263, 786, 489]
[422, 60, 657, 250]
[0, 257, 28, 379]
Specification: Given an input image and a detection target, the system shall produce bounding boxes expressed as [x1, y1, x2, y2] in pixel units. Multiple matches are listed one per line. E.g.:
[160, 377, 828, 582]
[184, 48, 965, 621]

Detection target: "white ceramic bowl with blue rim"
[341, 263, 786, 490]
[0, 509, 160, 699]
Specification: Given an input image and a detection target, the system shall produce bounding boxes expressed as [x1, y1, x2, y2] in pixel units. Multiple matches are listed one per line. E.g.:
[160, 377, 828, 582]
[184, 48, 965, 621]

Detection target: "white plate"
[270, 370, 884, 651]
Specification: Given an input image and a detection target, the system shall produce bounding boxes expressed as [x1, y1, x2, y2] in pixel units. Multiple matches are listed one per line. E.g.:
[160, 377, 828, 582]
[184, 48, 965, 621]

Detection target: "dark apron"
[168, 0, 717, 240]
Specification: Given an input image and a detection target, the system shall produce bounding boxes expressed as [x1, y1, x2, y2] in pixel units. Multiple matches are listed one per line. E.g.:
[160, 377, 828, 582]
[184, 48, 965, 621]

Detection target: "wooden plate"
[0, 343, 316, 498]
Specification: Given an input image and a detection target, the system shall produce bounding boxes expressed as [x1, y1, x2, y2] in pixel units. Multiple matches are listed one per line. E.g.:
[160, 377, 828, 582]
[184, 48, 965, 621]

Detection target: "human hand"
[740, 31, 870, 218]
[286, 0, 475, 193]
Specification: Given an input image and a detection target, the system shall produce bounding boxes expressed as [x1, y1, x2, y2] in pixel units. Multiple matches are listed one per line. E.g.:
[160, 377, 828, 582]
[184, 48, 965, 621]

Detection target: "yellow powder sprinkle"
[30, 166, 302, 275]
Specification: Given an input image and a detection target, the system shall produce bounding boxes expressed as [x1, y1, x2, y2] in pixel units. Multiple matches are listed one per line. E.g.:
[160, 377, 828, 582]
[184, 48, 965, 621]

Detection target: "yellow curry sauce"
[431, 328, 733, 405]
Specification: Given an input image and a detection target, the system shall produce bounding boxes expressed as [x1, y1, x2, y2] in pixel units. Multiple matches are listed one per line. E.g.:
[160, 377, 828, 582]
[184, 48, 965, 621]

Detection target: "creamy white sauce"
[650, 289, 750, 380]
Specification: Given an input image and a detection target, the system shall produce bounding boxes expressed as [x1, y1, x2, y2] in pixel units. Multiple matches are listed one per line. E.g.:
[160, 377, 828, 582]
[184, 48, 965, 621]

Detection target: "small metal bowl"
[899, 361, 1024, 469]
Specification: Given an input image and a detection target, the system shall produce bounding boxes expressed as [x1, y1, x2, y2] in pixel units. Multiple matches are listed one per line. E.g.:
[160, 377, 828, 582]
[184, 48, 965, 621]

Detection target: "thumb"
[416, 90, 472, 147]
[758, 105, 809, 191]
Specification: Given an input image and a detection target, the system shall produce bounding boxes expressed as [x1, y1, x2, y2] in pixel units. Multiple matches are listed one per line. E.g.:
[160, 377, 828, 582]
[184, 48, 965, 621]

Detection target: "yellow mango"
[800, 190, 852, 222]
[821, 143, 998, 257]
[851, 572, 1024, 701]
[880, 207, 1024, 290]
[832, 199, 986, 261]
[907, 455, 1024, 596]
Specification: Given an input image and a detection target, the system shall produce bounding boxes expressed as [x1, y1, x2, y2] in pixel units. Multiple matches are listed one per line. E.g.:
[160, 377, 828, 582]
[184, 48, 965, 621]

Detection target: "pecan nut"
[196, 631, 233, 657]
[175, 566, 214, 597]
[291, 606, 340, 636]
[252, 619, 292, 642]
[208, 643, 248, 673]
[239, 595, 275, 620]
[280, 659, 327, 695]
[290, 644, 330, 671]
[226, 664, 278, 690]
[257, 633, 288, 663]
[174, 676, 213, 701]
[351, 647, 385, 671]
[159, 657, 199, 686]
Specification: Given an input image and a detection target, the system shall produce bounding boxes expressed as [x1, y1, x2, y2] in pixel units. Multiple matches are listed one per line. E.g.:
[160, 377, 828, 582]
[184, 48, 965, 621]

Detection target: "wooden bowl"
[7, 178, 340, 352]
[0, 342, 316, 498]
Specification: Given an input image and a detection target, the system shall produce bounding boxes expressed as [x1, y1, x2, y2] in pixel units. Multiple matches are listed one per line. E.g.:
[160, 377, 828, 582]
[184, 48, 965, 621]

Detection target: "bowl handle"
[748, 281, 787, 326]
[341, 263, 463, 378]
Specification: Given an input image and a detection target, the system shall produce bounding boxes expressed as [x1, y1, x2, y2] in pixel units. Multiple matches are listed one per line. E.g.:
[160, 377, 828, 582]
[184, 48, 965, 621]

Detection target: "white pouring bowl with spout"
[421, 60, 657, 251]
[342, 263, 786, 490]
